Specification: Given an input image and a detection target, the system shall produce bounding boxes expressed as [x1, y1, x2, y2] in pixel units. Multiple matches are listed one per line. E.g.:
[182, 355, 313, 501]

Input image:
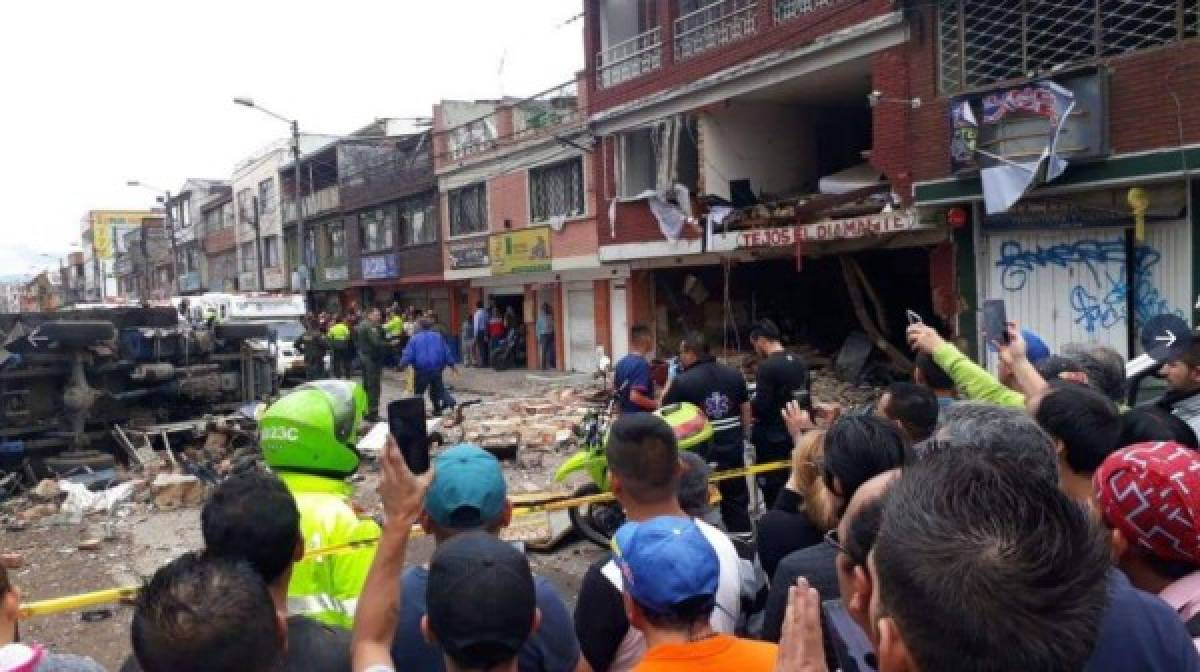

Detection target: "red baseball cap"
[1094, 441, 1200, 565]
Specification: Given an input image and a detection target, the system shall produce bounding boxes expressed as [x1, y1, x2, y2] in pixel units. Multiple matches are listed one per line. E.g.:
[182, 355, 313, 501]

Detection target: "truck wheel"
[42, 450, 116, 475]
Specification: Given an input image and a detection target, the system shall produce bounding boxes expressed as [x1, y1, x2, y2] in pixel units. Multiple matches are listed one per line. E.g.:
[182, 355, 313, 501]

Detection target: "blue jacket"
[399, 329, 453, 373]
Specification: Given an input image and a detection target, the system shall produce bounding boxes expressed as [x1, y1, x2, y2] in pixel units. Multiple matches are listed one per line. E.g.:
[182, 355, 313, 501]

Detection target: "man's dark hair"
[1035, 355, 1085, 382]
[748, 319, 781, 343]
[606, 413, 680, 504]
[823, 415, 907, 510]
[874, 449, 1109, 672]
[201, 469, 299, 585]
[913, 352, 954, 391]
[1061, 344, 1127, 403]
[638, 595, 716, 630]
[680, 331, 710, 357]
[1034, 382, 1121, 474]
[881, 382, 939, 443]
[132, 553, 282, 672]
[930, 402, 1059, 486]
[1117, 406, 1200, 449]
[844, 495, 887, 568]
[630, 324, 651, 343]
[1178, 335, 1200, 368]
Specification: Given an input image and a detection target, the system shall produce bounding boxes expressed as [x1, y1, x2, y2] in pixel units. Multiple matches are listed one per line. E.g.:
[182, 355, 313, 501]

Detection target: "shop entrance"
[652, 247, 934, 381]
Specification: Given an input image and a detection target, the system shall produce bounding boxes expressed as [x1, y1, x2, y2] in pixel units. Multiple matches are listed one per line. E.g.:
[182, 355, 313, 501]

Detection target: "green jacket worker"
[259, 380, 380, 630]
[356, 307, 389, 422]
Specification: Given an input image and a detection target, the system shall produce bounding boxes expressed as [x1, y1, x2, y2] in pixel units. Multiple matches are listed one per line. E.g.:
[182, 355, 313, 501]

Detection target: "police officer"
[662, 331, 753, 533]
[258, 380, 380, 628]
[328, 314, 354, 379]
[356, 306, 388, 422]
[295, 317, 330, 381]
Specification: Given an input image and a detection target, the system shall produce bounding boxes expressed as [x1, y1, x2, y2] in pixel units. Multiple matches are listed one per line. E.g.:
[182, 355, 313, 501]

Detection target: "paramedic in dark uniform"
[662, 331, 752, 532]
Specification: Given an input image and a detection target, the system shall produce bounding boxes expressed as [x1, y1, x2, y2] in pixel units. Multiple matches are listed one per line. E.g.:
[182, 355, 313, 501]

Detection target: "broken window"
[326, 220, 346, 259]
[617, 116, 698, 199]
[359, 206, 396, 253]
[448, 183, 488, 236]
[938, 0, 1197, 94]
[398, 194, 438, 246]
[530, 157, 585, 222]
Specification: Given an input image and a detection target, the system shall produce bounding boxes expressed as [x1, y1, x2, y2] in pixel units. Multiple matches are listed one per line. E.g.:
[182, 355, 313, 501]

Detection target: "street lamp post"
[233, 97, 307, 295]
[127, 181, 177, 297]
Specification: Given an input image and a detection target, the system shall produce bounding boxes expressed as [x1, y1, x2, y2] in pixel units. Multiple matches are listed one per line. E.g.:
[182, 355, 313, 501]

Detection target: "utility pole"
[164, 191, 178, 295]
[291, 119, 307, 295]
[253, 195, 266, 292]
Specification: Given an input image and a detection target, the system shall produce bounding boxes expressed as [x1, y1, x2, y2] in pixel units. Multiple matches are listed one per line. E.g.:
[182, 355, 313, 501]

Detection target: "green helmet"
[259, 380, 368, 478]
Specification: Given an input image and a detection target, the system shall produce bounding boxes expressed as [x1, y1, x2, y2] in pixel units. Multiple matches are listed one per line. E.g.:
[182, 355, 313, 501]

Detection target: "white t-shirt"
[599, 519, 744, 672]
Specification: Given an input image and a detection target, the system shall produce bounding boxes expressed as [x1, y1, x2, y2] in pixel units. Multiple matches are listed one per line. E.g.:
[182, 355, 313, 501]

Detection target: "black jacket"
[664, 356, 749, 447]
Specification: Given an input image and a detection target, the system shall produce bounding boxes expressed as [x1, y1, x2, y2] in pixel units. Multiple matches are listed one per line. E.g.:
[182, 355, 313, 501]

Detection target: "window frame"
[358, 206, 396, 254]
[397, 194, 439, 247]
[263, 235, 281, 268]
[529, 156, 586, 223]
[257, 178, 276, 214]
[447, 183, 489, 238]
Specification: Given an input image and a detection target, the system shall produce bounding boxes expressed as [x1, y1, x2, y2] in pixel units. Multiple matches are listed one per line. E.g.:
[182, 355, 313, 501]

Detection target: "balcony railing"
[774, 0, 838, 24]
[597, 27, 663, 89]
[674, 0, 758, 62]
[340, 159, 436, 211]
[284, 186, 341, 222]
[446, 80, 584, 161]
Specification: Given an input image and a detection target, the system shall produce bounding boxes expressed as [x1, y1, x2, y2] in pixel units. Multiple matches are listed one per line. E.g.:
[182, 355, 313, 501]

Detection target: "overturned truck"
[0, 306, 277, 475]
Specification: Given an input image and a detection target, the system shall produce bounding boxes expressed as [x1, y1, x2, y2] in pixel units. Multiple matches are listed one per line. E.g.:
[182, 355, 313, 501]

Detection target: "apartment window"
[398, 195, 438, 246]
[263, 236, 281, 268]
[258, 179, 276, 214]
[240, 242, 256, 272]
[237, 188, 255, 227]
[203, 210, 219, 236]
[448, 184, 487, 236]
[618, 128, 658, 198]
[937, 0, 1196, 94]
[178, 200, 191, 229]
[326, 220, 346, 259]
[359, 206, 396, 253]
[222, 202, 235, 229]
[617, 118, 697, 198]
[530, 157, 585, 222]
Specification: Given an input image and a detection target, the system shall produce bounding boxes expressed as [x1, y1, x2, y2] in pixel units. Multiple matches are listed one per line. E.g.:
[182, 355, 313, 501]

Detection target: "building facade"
[80, 210, 159, 301]
[200, 186, 238, 293]
[167, 179, 228, 295]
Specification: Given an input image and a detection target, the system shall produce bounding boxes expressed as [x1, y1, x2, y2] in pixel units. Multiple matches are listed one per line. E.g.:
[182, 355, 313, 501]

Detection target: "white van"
[183, 293, 308, 381]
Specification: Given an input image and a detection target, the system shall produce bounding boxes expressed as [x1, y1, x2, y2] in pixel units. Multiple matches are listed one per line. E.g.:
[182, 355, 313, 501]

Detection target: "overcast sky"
[0, 0, 583, 279]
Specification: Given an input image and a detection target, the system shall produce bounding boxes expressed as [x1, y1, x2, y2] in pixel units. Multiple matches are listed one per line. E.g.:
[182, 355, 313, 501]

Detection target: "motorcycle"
[554, 388, 714, 546]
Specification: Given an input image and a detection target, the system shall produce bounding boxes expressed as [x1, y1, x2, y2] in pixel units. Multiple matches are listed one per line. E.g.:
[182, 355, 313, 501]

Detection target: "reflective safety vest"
[278, 471, 379, 630]
[384, 316, 405, 338]
[328, 323, 352, 347]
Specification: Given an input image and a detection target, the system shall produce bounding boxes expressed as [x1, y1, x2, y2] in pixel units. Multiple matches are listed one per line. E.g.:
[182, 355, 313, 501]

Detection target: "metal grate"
[774, 0, 838, 24]
[597, 27, 663, 89]
[939, 0, 1197, 94]
[530, 158, 585, 223]
[448, 184, 487, 237]
[674, 0, 758, 62]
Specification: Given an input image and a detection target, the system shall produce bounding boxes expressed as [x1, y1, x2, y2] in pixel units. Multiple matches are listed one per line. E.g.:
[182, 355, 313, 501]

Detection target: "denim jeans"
[414, 369, 456, 414]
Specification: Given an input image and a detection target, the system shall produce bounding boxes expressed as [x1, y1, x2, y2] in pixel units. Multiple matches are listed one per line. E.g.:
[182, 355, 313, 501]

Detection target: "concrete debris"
[60, 481, 136, 518]
[17, 503, 59, 523]
[0, 552, 24, 569]
[150, 474, 207, 510]
[30, 479, 62, 501]
[77, 538, 103, 552]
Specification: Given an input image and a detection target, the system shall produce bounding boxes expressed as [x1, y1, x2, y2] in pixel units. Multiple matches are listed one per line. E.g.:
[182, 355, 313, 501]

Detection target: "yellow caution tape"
[17, 460, 789, 618]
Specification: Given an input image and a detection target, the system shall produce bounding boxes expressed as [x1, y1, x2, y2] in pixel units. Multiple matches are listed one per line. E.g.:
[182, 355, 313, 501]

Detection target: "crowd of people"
[8, 312, 1200, 671]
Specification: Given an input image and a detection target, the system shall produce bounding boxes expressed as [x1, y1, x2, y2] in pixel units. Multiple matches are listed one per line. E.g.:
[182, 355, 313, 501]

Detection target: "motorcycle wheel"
[568, 482, 626, 547]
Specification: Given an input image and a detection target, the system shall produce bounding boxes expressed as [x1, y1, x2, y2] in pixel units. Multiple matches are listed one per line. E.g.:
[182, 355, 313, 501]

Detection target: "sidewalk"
[381, 366, 596, 400]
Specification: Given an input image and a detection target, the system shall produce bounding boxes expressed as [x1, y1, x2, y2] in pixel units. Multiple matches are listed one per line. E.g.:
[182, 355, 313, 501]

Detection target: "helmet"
[259, 380, 367, 478]
[655, 402, 714, 452]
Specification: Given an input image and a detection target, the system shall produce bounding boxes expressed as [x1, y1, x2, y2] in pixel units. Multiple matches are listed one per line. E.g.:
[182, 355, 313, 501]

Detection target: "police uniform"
[663, 355, 752, 532]
[328, 321, 353, 379]
[355, 318, 388, 421]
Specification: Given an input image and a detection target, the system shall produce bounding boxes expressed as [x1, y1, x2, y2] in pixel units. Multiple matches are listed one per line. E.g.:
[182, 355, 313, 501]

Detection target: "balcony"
[774, 0, 839, 24]
[597, 27, 663, 89]
[340, 156, 435, 211]
[446, 81, 584, 162]
[284, 186, 341, 222]
[674, 0, 758, 62]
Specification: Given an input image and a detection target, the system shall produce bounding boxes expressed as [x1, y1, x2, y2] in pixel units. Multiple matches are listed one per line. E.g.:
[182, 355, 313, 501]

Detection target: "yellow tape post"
[17, 460, 789, 618]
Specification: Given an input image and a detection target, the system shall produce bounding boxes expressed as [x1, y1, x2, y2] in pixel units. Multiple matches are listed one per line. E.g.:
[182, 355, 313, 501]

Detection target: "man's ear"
[499, 500, 514, 529]
[293, 533, 305, 563]
[877, 616, 917, 672]
[420, 615, 439, 646]
[276, 609, 289, 652]
[610, 473, 624, 497]
[849, 565, 872, 625]
[1110, 527, 1130, 563]
[622, 593, 643, 631]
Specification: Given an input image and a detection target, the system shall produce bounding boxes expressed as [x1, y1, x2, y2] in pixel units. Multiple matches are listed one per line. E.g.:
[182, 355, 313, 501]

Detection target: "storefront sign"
[361, 254, 398, 280]
[984, 199, 1130, 231]
[491, 227, 551, 274]
[447, 237, 490, 270]
[723, 212, 921, 250]
[948, 73, 1108, 173]
[323, 265, 349, 282]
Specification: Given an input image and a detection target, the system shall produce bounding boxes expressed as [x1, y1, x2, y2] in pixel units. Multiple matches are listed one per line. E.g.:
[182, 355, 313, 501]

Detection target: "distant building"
[80, 210, 158, 301]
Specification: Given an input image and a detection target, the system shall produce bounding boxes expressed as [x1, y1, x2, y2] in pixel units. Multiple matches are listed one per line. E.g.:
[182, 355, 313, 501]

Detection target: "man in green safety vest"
[258, 379, 379, 630]
[327, 315, 354, 379]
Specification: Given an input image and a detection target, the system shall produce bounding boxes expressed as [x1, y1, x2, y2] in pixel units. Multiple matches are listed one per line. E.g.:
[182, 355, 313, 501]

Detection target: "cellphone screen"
[982, 300, 1008, 345]
[388, 398, 430, 474]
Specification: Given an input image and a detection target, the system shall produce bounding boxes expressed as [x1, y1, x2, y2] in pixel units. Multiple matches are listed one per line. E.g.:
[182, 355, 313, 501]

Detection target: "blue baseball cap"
[613, 516, 718, 614]
[425, 444, 507, 528]
[988, 328, 1051, 363]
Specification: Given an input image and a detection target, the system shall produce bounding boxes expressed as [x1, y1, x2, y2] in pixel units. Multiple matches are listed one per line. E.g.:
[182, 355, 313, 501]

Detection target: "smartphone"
[387, 398, 430, 474]
[982, 299, 1009, 345]
[905, 309, 923, 325]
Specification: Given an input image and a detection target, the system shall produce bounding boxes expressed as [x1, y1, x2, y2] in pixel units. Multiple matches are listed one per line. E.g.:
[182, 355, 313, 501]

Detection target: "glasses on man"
[825, 527, 864, 566]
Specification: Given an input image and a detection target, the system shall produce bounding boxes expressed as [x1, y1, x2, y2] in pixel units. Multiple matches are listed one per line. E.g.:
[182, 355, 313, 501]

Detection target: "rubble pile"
[810, 369, 880, 409]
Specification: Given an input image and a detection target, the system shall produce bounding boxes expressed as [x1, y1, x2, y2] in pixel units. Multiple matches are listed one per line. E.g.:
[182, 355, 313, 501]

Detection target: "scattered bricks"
[0, 552, 23, 569]
[17, 503, 59, 523]
[150, 474, 207, 510]
[77, 538, 103, 552]
[30, 479, 61, 502]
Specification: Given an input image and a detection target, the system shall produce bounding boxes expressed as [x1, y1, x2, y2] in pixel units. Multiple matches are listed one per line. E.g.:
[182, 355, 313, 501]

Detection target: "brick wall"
[585, 0, 897, 115]
[488, 172, 530, 232]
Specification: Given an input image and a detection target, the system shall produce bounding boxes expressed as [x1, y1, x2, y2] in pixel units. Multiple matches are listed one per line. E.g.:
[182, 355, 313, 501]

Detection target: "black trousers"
[703, 441, 752, 534]
[332, 349, 354, 379]
[753, 435, 794, 510]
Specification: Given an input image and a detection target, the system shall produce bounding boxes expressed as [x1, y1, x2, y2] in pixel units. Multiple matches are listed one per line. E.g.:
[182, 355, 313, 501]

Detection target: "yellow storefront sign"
[490, 227, 551, 274]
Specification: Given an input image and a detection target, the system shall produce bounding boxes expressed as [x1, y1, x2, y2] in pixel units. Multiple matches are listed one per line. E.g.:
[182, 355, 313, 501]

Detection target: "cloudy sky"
[0, 0, 583, 279]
